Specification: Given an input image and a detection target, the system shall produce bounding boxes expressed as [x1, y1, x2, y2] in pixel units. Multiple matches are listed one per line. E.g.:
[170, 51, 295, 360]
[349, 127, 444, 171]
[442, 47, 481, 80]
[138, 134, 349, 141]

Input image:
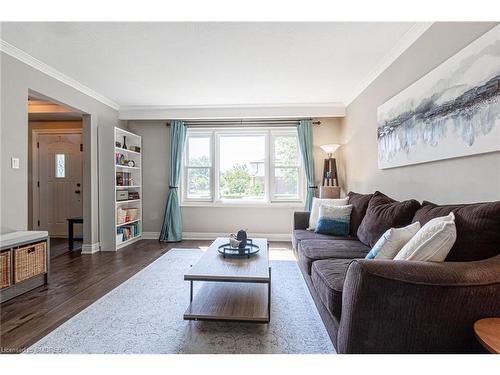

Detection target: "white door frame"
[32, 128, 83, 232]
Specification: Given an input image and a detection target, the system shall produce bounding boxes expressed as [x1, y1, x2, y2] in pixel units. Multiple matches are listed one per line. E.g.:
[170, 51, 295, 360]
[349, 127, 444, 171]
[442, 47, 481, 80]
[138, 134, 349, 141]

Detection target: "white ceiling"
[1, 22, 429, 110]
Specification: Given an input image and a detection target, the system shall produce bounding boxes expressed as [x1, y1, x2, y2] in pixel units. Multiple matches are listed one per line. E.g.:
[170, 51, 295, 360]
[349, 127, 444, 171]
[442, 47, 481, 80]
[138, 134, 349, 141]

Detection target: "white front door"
[38, 133, 83, 237]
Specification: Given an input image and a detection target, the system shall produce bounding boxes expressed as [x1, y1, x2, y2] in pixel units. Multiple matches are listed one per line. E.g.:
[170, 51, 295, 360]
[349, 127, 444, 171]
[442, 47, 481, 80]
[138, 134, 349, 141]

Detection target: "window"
[182, 128, 303, 205]
[185, 134, 212, 200]
[55, 154, 65, 178]
[271, 133, 301, 200]
[219, 134, 266, 201]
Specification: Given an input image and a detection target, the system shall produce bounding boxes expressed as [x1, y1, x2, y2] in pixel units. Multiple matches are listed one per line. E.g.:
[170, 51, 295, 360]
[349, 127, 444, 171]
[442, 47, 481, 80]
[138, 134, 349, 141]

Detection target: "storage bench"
[0, 231, 50, 303]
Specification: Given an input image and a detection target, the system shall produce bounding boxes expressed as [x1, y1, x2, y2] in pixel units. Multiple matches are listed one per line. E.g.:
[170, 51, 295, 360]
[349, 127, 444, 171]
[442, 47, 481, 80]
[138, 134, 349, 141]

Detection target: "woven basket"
[0, 251, 11, 288]
[14, 242, 47, 284]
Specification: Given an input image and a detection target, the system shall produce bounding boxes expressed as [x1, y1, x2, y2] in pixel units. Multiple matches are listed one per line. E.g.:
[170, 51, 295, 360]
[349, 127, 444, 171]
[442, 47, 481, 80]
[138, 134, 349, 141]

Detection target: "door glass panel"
[55, 154, 65, 178]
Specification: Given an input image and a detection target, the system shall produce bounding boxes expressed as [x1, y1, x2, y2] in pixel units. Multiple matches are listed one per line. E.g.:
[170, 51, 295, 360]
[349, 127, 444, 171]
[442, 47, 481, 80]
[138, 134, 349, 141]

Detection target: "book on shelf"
[117, 222, 141, 241]
[128, 191, 140, 200]
[116, 172, 133, 186]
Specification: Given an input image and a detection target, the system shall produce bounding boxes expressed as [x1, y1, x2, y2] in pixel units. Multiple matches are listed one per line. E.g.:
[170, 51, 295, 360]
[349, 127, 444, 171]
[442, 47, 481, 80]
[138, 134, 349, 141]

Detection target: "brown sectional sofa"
[292, 191, 500, 353]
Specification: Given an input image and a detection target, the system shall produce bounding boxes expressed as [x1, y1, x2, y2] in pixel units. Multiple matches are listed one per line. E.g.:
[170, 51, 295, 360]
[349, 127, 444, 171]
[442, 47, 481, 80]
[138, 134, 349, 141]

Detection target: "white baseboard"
[81, 242, 100, 254]
[142, 231, 291, 242]
[142, 232, 160, 240]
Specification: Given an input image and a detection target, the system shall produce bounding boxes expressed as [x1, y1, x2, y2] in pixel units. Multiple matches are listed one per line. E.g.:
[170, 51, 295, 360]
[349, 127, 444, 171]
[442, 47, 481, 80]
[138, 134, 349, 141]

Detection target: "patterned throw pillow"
[315, 204, 353, 236]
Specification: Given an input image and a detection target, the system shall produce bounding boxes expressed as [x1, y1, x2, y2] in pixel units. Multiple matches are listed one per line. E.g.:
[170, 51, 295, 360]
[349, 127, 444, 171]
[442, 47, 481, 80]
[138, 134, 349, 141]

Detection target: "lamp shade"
[320, 143, 341, 155]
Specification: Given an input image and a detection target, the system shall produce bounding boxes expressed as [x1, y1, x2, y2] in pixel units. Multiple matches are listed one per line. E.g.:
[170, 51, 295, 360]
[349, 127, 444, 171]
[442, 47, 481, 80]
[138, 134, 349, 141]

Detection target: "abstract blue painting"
[377, 25, 500, 169]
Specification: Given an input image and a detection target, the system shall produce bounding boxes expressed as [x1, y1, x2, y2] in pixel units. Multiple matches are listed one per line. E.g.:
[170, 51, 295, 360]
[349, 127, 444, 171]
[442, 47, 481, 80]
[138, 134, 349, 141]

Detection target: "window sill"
[180, 201, 304, 209]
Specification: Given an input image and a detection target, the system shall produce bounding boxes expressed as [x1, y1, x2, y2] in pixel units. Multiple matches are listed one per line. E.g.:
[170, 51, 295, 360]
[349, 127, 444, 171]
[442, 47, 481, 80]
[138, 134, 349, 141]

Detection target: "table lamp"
[319, 144, 341, 199]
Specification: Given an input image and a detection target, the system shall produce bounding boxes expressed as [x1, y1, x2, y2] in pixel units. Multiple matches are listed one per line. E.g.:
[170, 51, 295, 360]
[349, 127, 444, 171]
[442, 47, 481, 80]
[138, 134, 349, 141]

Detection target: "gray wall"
[339, 22, 500, 204]
[128, 117, 342, 237]
[0, 52, 119, 245]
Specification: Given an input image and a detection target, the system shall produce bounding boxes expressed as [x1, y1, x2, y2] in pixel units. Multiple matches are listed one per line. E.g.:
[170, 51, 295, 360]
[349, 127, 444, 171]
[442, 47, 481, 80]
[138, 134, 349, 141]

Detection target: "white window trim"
[269, 129, 303, 203]
[181, 127, 305, 207]
[182, 131, 214, 202]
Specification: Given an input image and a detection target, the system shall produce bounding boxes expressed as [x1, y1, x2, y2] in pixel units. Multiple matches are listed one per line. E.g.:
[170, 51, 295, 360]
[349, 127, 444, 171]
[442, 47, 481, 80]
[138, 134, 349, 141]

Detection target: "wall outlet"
[11, 157, 20, 169]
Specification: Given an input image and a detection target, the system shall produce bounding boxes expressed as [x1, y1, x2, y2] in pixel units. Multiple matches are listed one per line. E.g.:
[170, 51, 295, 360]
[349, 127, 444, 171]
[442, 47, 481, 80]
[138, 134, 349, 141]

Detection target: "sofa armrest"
[337, 256, 500, 353]
[294, 211, 310, 230]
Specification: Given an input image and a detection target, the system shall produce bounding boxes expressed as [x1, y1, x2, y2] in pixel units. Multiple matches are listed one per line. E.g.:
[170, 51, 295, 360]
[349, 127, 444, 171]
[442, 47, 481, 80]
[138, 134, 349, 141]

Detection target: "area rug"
[27, 249, 335, 354]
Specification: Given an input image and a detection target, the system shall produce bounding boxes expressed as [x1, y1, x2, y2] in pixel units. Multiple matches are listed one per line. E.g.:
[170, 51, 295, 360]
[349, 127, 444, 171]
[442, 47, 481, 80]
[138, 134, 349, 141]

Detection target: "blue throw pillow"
[315, 204, 352, 237]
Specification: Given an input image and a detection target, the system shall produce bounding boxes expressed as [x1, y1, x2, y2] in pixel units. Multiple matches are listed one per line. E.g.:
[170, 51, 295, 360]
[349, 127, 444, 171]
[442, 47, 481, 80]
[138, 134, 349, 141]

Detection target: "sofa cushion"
[299, 239, 369, 275]
[347, 191, 373, 237]
[357, 191, 421, 247]
[292, 229, 350, 251]
[311, 259, 353, 321]
[413, 201, 500, 261]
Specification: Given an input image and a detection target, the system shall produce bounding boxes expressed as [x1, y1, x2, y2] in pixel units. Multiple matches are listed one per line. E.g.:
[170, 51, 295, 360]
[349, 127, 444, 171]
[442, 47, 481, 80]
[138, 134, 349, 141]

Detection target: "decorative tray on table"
[217, 239, 260, 258]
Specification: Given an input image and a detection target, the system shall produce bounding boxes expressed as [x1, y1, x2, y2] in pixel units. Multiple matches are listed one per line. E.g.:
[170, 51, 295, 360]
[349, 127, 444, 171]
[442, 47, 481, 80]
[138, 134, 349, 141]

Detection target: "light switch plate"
[11, 157, 20, 169]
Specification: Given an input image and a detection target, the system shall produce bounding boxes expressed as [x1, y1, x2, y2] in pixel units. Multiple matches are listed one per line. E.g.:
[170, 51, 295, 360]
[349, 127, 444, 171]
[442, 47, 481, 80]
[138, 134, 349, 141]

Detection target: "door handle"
[75, 190, 81, 194]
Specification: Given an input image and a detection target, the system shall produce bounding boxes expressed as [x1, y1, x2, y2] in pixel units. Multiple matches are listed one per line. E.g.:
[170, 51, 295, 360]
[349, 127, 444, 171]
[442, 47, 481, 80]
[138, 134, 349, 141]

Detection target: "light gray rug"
[28, 249, 335, 354]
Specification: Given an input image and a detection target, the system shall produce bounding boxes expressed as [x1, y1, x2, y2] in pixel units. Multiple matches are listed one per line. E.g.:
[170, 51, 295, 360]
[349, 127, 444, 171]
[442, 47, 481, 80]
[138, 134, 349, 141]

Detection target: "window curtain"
[297, 119, 315, 211]
[159, 120, 187, 242]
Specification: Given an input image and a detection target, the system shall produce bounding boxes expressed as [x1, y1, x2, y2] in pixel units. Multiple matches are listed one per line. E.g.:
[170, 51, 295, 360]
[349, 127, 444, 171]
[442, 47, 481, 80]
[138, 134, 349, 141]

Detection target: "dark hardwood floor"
[49, 237, 82, 258]
[0, 239, 292, 353]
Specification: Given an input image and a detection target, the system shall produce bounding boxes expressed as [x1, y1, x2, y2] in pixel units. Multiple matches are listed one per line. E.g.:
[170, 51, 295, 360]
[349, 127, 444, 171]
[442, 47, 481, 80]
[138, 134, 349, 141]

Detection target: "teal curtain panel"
[297, 119, 315, 211]
[159, 120, 187, 242]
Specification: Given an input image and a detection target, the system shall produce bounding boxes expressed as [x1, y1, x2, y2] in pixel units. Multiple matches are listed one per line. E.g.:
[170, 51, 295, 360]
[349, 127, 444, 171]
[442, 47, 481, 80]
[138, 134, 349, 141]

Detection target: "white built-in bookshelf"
[114, 127, 142, 249]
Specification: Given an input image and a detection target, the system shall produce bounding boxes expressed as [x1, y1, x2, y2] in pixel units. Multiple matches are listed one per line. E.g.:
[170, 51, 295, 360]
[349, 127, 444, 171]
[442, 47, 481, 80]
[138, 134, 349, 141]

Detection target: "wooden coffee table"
[184, 237, 270, 323]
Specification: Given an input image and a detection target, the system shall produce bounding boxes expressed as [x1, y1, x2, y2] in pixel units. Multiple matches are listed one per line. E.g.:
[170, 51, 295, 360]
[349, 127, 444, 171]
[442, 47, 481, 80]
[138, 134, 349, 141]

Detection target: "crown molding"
[344, 22, 434, 106]
[0, 40, 120, 110]
[119, 102, 345, 120]
[2, 22, 433, 114]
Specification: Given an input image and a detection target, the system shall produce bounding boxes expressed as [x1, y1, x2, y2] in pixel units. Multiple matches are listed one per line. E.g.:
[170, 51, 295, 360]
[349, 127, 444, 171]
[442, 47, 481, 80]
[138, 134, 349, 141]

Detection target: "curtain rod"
[165, 119, 321, 127]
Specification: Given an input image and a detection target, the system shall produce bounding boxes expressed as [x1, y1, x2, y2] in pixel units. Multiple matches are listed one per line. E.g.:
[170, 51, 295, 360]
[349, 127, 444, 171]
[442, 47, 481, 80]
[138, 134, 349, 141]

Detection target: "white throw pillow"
[308, 197, 349, 230]
[394, 212, 457, 262]
[365, 222, 421, 260]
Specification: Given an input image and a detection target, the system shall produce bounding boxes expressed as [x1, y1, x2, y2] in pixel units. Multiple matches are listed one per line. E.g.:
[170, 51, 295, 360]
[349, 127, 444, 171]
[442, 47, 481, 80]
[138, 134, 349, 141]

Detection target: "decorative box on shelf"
[116, 190, 129, 201]
[127, 208, 139, 221]
[116, 208, 128, 224]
